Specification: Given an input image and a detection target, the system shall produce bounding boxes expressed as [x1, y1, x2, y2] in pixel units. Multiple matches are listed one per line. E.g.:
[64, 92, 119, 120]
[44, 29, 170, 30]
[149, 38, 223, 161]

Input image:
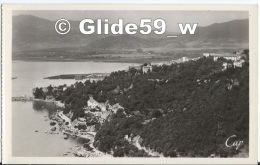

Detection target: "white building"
[181, 57, 189, 62]
[87, 96, 107, 112]
[142, 65, 152, 74]
[174, 56, 190, 63]
[63, 86, 67, 91]
[222, 62, 233, 71]
[234, 59, 245, 68]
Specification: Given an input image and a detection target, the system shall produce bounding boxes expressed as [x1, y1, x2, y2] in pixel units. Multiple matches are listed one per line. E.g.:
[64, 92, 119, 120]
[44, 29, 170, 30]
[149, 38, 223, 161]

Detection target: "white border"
[0, 0, 258, 4]
[1, 4, 258, 165]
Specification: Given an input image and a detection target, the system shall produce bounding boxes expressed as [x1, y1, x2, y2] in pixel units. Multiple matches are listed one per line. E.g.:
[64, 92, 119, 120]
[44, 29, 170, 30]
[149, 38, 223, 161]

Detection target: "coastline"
[12, 97, 109, 157]
[32, 98, 113, 157]
[12, 57, 173, 64]
[13, 53, 249, 158]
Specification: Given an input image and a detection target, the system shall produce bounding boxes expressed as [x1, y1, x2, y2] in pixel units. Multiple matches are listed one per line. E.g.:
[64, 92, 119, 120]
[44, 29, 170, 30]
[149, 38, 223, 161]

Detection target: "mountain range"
[13, 15, 249, 55]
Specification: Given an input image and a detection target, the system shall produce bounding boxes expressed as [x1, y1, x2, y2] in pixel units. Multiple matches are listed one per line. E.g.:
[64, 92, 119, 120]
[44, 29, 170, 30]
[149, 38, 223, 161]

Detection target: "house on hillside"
[203, 52, 245, 70]
[174, 56, 190, 63]
[87, 96, 107, 111]
[142, 64, 152, 74]
[181, 56, 190, 62]
[234, 59, 245, 68]
[222, 62, 233, 71]
[63, 86, 68, 91]
[203, 53, 241, 61]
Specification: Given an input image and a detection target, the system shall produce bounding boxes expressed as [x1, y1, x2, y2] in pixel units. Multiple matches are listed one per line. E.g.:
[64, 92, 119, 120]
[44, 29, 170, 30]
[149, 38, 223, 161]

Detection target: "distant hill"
[181, 19, 249, 48]
[12, 15, 249, 56]
[12, 15, 104, 52]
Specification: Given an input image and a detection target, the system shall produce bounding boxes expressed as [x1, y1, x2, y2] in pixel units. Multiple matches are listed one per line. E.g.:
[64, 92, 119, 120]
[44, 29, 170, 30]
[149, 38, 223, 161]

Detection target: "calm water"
[12, 61, 136, 157]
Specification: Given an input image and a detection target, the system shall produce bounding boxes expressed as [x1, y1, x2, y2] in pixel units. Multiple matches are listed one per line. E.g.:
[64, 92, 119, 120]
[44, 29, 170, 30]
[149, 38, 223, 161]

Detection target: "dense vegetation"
[33, 51, 249, 157]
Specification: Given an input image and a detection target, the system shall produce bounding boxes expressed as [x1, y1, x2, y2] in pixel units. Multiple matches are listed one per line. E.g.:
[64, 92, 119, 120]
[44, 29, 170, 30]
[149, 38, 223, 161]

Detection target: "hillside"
[12, 15, 104, 52]
[182, 19, 249, 48]
[33, 51, 249, 157]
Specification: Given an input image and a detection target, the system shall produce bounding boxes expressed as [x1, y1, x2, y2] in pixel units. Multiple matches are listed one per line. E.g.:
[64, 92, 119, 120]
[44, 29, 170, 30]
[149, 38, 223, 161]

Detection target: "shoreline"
[12, 58, 172, 64]
[44, 73, 110, 80]
[34, 98, 112, 157]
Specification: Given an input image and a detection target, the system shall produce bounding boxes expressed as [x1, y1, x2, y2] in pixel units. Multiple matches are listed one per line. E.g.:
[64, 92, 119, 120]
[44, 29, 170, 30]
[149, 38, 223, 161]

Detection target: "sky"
[13, 10, 248, 32]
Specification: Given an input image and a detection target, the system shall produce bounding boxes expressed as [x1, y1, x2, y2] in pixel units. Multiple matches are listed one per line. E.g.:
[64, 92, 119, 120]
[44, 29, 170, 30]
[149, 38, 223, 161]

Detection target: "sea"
[12, 61, 137, 157]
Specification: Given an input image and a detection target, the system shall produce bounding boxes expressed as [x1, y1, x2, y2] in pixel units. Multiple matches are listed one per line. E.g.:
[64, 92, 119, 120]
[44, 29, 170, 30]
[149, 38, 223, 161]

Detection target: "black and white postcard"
[1, 4, 258, 164]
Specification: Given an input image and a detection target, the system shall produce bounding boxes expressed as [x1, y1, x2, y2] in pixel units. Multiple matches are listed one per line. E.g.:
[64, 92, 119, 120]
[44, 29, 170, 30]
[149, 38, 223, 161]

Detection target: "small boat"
[12, 77, 17, 80]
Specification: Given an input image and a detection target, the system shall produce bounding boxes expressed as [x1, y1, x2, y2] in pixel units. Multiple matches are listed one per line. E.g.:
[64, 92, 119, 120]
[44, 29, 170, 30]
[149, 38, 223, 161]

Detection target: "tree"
[33, 87, 45, 99]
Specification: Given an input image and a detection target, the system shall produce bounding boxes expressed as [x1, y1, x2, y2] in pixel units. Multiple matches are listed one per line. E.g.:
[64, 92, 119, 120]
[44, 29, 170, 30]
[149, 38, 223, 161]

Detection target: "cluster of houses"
[84, 96, 124, 124]
[152, 56, 201, 66]
[129, 50, 246, 74]
[52, 95, 125, 152]
[203, 52, 245, 70]
[129, 56, 201, 74]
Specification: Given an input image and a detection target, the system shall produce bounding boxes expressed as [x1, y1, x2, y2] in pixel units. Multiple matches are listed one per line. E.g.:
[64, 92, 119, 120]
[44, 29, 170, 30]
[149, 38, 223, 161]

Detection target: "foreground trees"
[34, 54, 249, 157]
